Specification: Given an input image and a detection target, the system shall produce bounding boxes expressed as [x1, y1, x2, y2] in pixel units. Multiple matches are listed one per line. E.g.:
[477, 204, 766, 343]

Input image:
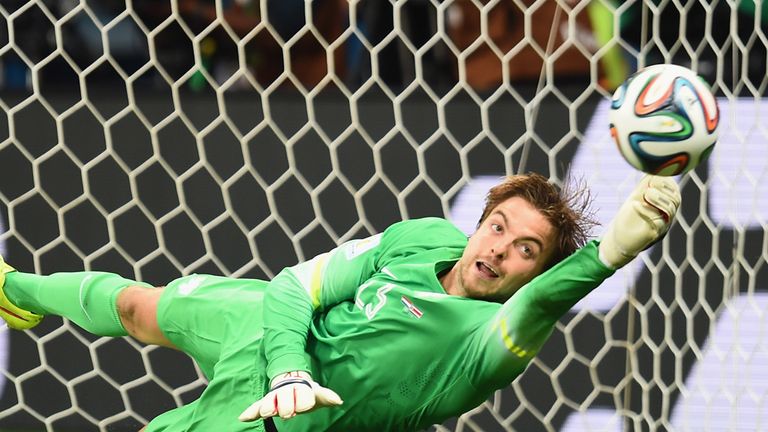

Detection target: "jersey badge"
[401, 296, 423, 319]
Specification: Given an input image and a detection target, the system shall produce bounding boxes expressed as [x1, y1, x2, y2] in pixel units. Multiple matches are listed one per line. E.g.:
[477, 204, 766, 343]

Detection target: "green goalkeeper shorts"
[145, 274, 272, 432]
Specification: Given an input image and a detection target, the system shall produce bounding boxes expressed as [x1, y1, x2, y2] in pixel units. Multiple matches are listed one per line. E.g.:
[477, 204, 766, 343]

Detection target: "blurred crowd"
[0, 0, 765, 93]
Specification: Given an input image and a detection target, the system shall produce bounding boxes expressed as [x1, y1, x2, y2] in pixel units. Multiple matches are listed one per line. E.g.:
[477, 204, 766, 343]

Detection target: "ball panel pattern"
[608, 64, 719, 176]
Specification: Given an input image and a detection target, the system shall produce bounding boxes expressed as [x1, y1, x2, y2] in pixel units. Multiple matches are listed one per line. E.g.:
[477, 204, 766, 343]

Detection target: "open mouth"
[476, 261, 499, 279]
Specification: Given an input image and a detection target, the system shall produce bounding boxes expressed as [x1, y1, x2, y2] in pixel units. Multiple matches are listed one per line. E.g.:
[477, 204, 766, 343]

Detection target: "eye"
[491, 223, 502, 233]
[519, 244, 534, 257]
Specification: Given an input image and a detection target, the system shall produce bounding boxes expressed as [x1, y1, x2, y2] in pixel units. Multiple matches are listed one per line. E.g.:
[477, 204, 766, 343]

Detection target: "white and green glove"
[599, 175, 681, 269]
[239, 371, 343, 422]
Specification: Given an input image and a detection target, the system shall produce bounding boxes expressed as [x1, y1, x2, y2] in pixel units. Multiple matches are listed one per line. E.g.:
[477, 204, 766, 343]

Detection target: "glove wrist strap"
[270, 378, 312, 391]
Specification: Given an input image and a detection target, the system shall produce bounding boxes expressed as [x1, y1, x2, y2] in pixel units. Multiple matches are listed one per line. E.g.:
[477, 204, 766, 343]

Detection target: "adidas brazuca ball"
[609, 64, 720, 176]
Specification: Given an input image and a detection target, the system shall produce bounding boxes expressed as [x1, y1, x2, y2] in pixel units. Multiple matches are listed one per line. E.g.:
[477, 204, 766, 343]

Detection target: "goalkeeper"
[0, 173, 679, 432]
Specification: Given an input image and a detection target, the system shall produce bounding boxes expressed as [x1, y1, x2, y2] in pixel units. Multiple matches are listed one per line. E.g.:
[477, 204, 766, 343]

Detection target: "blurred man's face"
[444, 196, 556, 302]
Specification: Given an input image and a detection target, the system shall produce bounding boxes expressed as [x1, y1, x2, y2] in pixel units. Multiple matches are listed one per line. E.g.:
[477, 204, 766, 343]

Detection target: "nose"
[491, 240, 508, 260]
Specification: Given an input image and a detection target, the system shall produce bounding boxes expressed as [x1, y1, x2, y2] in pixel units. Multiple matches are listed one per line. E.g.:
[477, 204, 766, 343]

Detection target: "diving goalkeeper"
[0, 173, 680, 432]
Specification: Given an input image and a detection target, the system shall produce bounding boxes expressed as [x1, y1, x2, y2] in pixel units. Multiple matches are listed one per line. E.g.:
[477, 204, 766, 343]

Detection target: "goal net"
[0, 0, 765, 431]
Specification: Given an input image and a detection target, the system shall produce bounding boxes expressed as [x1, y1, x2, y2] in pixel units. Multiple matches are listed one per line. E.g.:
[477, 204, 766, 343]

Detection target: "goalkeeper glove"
[238, 371, 343, 421]
[599, 175, 681, 269]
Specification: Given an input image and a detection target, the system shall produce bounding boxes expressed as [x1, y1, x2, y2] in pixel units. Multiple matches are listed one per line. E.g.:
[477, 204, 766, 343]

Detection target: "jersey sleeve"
[263, 218, 462, 379]
[465, 240, 615, 390]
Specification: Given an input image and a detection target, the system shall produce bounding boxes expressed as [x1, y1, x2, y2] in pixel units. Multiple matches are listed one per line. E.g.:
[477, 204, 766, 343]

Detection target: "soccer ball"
[609, 64, 719, 176]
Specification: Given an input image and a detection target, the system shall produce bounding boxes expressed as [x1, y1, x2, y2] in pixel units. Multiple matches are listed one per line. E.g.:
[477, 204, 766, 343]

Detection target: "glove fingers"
[634, 174, 655, 197]
[276, 386, 302, 418]
[643, 186, 680, 224]
[293, 386, 317, 413]
[629, 198, 660, 221]
[314, 386, 344, 407]
[646, 174, 677, 192]
[243, 372, 342, 421]
[259, 395, 279, 419]
[647, 176, 681, 205]
[238, 400, 265, 422]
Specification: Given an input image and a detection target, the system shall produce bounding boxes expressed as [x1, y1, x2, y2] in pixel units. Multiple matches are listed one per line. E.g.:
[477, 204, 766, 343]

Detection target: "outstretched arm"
[469, 175, 681, 388]
[262, 233, 386, 376]
[244, 234, 384, 421]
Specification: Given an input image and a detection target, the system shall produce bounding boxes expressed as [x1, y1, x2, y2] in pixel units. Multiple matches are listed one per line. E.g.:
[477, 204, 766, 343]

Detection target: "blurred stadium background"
[0, 0, 766, 431]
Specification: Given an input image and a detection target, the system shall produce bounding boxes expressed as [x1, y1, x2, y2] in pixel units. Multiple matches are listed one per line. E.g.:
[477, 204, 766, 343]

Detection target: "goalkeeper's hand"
[238, 371, 343, 422]
[599, 175, 681, 269]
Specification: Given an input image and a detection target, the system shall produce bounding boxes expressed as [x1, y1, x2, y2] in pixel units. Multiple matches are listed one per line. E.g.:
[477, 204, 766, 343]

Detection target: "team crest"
[401, 296, 423, 319]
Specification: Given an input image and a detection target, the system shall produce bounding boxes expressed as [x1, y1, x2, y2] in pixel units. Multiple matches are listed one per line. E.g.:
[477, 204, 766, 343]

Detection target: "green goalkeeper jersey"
[263, 217, 613, 432]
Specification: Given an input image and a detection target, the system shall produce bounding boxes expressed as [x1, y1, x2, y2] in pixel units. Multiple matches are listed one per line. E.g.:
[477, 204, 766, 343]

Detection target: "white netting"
[0, 0, 766, 431]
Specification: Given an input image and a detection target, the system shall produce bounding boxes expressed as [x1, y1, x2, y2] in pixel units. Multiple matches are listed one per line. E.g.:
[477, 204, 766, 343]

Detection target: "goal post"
[0, 1, 766, 431]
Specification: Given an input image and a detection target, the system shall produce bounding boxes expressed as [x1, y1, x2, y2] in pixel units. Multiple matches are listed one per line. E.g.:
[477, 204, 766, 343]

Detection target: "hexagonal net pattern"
[0, 0, 766, 431]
